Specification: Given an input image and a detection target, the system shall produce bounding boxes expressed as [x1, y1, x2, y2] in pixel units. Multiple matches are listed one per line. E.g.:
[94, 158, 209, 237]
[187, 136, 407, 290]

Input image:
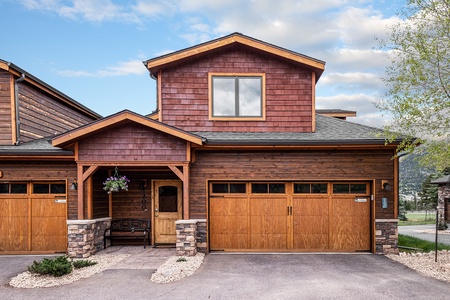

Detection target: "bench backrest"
[110, 219, 150, 232]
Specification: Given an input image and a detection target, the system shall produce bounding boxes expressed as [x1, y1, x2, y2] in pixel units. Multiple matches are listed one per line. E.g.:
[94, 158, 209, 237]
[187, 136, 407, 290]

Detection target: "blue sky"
[0, 0, 407, 127]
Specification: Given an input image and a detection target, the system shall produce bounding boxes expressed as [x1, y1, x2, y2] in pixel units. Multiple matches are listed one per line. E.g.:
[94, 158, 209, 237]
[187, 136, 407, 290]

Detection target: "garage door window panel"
[0, 183, 27, 194]
[251, 183, 285, 194]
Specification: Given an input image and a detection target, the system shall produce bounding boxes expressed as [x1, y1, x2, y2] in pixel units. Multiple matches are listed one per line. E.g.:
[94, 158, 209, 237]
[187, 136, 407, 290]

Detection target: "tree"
[417, 174, 439, 219]
[378, 0, 450, 170]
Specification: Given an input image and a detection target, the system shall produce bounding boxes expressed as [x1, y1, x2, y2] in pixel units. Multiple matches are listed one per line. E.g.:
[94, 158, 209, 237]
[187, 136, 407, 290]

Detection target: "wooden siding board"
[160, 49, 313, 132]
[17, 83, 95, 142]
[0, 70, 12, 145]
[77, 123, 187, 162]
[190, 150, 394, 219]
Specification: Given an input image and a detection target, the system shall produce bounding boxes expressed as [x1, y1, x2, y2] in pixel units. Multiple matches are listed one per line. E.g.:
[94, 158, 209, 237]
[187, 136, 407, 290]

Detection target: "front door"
[153, 180, 182, 244]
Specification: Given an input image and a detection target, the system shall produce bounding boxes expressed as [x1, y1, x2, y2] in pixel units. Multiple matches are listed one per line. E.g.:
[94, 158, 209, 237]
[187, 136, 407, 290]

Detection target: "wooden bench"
[104, 218, 151, 249]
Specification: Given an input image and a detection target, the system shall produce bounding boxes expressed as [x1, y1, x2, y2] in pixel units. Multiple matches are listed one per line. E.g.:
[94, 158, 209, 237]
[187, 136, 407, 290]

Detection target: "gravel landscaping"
[387, 250, 450, 282]
[10, 254, 130, 288]
[150, 253, 205, 283]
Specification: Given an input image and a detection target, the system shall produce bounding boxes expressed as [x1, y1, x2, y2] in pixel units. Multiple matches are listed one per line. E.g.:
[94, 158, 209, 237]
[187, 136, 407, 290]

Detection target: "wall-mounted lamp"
[381, 180, 391, 191]
[70, 179, 78, 190]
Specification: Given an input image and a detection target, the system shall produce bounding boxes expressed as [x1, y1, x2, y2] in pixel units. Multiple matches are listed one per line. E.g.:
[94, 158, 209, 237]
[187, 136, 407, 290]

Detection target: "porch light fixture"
[70, 179, 78, 190]
[381, 180, 391, 191]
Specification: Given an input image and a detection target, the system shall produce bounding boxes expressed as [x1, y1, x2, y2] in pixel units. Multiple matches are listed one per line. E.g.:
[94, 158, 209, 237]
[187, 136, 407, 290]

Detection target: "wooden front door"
[153, 180, 182, 244]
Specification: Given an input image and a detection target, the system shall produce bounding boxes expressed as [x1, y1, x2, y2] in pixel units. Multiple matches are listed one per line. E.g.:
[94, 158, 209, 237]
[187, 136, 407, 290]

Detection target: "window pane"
[294, 184, 310, 193]
[159, 186, 178, 212]
[350, 184, 367, 194]
[333, 184, 349, 194]
[239, 77, 261, 116]
[312, 184, 328, 194]
[0, 184, 9, 193]
[269, 183, 285, 193]
[213, 77, 235, 116]
[33, 184, 49, 194]
[11, 184, 27, 194]
[252, 183, 268, 193]
[51, 183, 66, 194]
[230, 183, 246, 193]
[212, 183, 228, 193]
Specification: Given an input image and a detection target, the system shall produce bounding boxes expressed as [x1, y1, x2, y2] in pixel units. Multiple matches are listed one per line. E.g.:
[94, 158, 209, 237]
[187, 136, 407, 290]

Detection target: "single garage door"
[0, 182, 68, 253]
[209, 182, 371, 252]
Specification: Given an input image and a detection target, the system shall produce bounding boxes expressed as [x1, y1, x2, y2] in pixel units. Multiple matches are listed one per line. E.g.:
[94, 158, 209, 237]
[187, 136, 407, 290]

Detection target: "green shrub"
[72, 259, 97, 269]
[28, 256, 73, 277]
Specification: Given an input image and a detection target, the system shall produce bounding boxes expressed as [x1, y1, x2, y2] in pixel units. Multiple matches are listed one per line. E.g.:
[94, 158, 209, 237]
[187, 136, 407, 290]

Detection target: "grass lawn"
[399, 211, 436, 226]
[399, 234, 450, 252]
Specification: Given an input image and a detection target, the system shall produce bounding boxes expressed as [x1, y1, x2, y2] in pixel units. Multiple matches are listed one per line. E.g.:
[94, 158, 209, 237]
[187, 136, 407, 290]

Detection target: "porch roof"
[52, 110, 205, 148]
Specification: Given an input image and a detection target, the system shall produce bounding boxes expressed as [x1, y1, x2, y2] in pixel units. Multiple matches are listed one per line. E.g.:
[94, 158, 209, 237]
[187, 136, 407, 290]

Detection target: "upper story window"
[209, 73, 265, 120]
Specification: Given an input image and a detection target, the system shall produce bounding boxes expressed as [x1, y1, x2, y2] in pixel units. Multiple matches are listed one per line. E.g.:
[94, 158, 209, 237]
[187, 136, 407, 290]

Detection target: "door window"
[158, 186, 178, 212]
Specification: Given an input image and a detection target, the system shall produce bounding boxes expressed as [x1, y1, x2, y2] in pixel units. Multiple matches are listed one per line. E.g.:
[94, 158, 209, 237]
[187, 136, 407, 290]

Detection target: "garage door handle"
[287, 206, 292, 215]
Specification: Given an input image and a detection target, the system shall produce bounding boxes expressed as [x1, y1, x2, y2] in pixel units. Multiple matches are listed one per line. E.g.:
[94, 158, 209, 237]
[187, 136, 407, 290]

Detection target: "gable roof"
[52, 110, 205, 148]
[431, 175, 450, 185]
[144, 33, 325, 81]
[192, 114, 402, 146]
[0, 59, 101, 120]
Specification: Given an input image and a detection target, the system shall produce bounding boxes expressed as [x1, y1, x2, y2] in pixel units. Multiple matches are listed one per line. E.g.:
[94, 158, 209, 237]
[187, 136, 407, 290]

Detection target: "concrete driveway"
[2, 253, 450, 299]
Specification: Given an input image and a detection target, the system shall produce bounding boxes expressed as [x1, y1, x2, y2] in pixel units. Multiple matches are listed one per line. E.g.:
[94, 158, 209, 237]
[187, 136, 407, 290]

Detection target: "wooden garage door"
[0, 182, 67, 253]
[209, 182, 371, 252]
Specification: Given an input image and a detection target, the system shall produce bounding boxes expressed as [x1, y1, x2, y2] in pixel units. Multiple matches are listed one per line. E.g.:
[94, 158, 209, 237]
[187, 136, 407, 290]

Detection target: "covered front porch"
[51, 110, 206, 257]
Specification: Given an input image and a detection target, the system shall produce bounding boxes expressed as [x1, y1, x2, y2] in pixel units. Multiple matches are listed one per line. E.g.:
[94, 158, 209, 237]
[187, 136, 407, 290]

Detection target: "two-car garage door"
[209, 182, 371, 252]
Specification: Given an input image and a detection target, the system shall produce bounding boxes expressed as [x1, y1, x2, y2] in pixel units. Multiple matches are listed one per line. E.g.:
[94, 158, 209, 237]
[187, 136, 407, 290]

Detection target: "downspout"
[14, 73, 25, 145]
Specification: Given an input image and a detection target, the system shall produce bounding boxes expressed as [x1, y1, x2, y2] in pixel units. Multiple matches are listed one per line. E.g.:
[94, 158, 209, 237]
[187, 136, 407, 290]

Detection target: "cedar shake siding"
[160, 49, 313, 132]
[190, 150, 395, 219]
[18, 81, 95, 143]
[77, 123, 187, 162]
[0, 70, 12, 145]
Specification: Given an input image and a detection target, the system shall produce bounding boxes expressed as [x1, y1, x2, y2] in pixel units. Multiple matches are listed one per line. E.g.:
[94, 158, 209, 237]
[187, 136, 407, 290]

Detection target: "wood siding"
[160, 49, 313, 132]
[190, 150, 395, 219]
[0, 70, 12, 145]
[77, 123, 188, 162]
[17, 82, 95, 143]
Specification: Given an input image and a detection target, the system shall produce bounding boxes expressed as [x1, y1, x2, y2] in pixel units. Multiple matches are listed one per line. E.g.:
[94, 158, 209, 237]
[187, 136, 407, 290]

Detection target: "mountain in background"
[399, 149, 435, 197]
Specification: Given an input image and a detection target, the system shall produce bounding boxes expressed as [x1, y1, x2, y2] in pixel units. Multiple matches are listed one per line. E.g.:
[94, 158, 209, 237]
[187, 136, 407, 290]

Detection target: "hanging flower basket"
[103, 167, 130, 194]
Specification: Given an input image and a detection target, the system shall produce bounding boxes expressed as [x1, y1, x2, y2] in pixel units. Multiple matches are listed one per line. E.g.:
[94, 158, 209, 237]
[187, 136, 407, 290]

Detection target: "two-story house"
[1, 33, 401, 257]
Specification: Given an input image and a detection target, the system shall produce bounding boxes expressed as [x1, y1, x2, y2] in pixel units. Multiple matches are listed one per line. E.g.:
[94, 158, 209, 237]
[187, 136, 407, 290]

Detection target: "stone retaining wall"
[375, 219, 398, 255]
[67, 218, 111, 258]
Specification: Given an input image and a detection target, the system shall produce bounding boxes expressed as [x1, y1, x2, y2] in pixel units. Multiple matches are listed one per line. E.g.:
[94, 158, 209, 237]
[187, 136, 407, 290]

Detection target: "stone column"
[175, 220, 198, 256]
[67, 218, 111, 258]
[375, 219, 399, 255]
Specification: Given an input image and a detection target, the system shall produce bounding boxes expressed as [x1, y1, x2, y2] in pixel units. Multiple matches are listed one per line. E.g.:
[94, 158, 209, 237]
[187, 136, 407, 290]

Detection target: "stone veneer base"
[375, 219, 399, 255]
[67, 217, 111, 258]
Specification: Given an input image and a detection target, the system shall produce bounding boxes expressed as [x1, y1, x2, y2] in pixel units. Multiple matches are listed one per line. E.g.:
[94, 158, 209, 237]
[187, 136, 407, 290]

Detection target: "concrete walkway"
[2, 250, 450, 299]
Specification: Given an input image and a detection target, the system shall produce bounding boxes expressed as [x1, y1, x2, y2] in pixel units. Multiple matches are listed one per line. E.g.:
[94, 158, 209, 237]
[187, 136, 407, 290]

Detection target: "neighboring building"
[1, 33, 402, 256]
[431, 175, 450, 227]
[0, 59, 100, 253]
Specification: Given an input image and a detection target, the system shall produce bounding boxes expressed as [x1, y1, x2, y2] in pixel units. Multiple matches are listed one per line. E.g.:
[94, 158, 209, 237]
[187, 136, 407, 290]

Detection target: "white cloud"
[18, 0, 142, 24]
[59, 59, 147, 77]
[319, 72, 384, 91]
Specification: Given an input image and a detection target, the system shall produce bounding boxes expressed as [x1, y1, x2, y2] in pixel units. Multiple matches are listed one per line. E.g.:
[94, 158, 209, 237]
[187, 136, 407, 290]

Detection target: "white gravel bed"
[150, 253, 204, 284]
[387, 250, 450, 282]
[9, 254, 129, 289]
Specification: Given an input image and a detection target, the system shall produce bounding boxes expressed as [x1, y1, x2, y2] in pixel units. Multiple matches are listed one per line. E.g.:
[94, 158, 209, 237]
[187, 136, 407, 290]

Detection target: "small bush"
[28, 256, 73, 277]
[72, 259, 97, 269]
[176, 257, 187, 262]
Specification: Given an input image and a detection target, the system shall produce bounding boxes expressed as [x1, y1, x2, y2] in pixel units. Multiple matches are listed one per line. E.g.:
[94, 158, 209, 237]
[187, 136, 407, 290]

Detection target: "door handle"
[155, 208, 158, 217]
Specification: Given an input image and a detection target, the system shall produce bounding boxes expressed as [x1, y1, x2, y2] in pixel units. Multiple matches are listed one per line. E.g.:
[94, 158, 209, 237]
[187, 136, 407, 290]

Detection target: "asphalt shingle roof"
[0, 138, 73, 155]
[192, 114, 398, 145]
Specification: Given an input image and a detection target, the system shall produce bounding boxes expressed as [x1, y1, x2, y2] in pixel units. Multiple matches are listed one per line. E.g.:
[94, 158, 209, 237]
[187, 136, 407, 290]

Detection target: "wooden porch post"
[77, 164, 84, 220]
[183, 165, 190, 220]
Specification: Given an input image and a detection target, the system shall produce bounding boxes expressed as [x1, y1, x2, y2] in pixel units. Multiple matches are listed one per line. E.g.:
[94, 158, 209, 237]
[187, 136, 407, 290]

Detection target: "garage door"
[209, 182, 371, 252]
[0, 182, 68, 253]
